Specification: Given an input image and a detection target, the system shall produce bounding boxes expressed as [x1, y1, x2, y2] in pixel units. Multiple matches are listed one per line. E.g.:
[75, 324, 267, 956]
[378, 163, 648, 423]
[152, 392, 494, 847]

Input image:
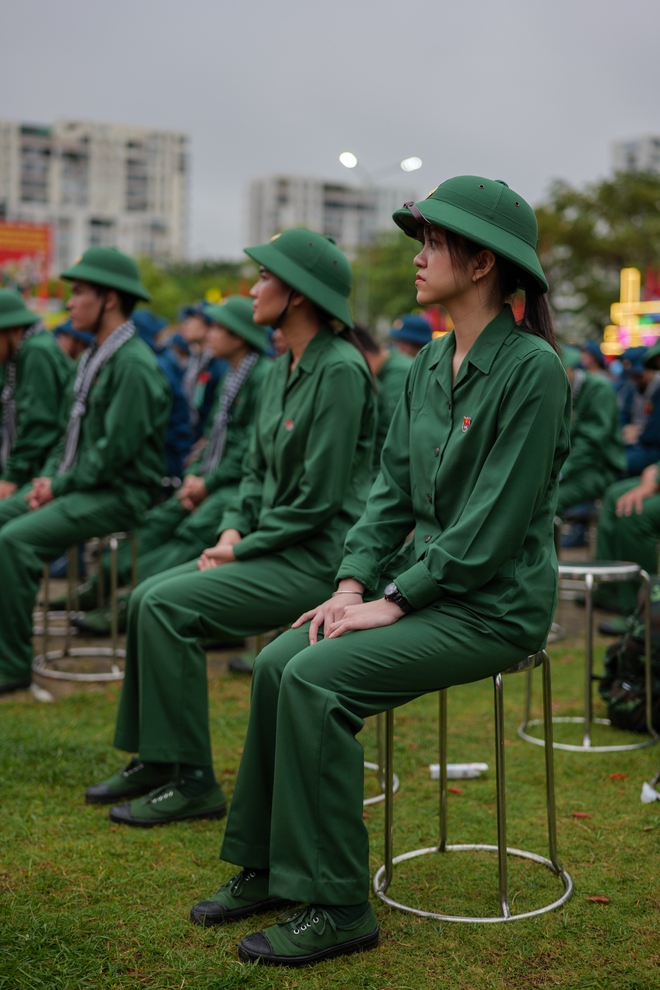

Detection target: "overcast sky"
[3, 0, 659, 259]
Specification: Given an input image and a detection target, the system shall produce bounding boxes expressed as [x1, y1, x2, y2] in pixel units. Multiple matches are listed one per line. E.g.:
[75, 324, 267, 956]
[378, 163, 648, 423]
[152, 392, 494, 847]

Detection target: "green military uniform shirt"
[47, 336, 170, 514]
[1, 330, 71, 487]
[374, 346, 412, 470]
[221, 325, 376, 567]
[562, 370, 625, 483]
[337, 305, 572, 649]
[188, 354, 272, 493]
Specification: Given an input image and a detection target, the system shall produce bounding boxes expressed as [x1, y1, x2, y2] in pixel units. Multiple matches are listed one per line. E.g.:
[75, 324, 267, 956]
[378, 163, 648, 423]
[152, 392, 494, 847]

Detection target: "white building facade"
[613, 135, 660, 174]
[248, 175, 417, 253]
[0, 118, 189, 271]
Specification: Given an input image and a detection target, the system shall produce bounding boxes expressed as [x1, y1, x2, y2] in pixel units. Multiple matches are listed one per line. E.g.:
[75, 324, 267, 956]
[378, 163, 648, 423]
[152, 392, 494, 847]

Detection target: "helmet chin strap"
[272, 289, 294, 330]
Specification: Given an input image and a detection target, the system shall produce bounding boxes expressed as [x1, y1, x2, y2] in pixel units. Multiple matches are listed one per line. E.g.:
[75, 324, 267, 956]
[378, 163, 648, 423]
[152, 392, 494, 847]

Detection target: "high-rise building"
[248, 175, 417, 252]
[0, 118, 189, 271]
[613, 135, 660, 174]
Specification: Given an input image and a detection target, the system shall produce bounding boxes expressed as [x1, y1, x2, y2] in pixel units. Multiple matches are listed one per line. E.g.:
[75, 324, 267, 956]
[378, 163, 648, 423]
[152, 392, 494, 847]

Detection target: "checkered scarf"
[183, 346, 214, 429]
[1, 322, 44, 471]
[57, 320, 135, 475]
[201, 351, 259, 474]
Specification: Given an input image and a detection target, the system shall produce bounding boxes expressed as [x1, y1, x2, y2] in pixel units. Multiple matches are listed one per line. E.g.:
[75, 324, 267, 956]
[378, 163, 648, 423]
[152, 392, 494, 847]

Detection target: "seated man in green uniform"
[354, 325, 412, 473]
[0, 291, 72, 530]
[595, 341, 660, 623]
[557, 346, 625, 517]
[71, 296, 271, 635]
[0, 247, 170, 695]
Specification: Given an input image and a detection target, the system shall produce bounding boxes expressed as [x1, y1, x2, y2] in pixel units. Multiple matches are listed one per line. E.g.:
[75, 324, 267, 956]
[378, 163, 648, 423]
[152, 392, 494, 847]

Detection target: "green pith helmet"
[60, 246, 151, 301]
[392, 175, 548, 293]
[203, 296, 269, 353]
[0, 289, 40, 331]
[244, 228, 354, 328]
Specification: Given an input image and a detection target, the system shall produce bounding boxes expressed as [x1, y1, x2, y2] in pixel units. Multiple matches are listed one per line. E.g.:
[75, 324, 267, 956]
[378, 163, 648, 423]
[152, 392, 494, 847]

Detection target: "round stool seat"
[557, 560, 641, 582]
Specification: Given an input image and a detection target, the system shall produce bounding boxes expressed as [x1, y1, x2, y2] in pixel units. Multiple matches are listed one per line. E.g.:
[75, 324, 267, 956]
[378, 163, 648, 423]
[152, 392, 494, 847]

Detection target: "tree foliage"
[351, 230, 420, 326]
[537, 171, 660, 340]
[137, 257, 251, 324]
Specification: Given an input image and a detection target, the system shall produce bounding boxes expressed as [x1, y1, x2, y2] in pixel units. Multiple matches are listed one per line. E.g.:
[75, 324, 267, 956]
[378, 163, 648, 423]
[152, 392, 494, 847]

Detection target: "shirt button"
[434, 447, 440, 456]
[424, 535, 431, 543]
[447, 402, 451, 410]
[427, 494, 432, 504]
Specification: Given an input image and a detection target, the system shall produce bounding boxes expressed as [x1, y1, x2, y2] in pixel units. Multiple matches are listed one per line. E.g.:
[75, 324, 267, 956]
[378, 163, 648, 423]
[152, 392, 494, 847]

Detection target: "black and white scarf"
[57, 320, 135, 475]
[0, 322, 44, 470]
[201, 351, 259, 474]
[183, 346, 214, 428]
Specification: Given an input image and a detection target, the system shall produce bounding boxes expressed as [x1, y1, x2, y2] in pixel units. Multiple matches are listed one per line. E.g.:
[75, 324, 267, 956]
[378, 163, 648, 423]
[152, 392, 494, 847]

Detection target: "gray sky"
[3, 0, 659, 259]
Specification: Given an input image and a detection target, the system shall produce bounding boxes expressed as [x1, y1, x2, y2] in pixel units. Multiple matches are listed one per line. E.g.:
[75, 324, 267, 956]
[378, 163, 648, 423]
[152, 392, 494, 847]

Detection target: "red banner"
[0, 221, 51, 287]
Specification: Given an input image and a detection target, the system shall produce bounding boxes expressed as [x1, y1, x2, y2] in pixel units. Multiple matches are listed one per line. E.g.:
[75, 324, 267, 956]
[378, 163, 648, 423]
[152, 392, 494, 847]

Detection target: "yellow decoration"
[602, 267, 660, 356]
[205, 288, 222, 303]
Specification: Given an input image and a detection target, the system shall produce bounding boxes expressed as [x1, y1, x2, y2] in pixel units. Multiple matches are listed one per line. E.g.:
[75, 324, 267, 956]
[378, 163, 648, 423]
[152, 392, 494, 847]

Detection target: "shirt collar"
[428, 304, 517, 377]
[287, 324, 334, 385]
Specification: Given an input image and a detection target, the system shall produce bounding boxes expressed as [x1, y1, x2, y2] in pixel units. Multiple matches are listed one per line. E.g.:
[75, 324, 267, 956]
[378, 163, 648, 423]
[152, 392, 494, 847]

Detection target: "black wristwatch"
[383, 582, 414, 614]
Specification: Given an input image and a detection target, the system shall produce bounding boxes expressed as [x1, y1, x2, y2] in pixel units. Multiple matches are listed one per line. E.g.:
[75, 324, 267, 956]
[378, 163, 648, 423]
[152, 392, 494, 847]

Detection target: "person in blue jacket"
[619, 348, 660, 476]
[388, 313, 432, 358]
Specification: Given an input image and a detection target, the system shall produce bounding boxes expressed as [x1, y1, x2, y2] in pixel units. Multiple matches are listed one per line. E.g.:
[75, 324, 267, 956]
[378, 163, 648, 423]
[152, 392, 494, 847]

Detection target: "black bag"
[598, 576, 660, 733]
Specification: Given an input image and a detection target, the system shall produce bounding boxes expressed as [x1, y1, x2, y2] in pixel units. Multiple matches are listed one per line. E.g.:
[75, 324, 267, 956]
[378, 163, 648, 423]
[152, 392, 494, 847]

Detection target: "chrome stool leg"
[32, 532, 133, 684]
[363, 711, 400, 808]
[373, 652, 573, 922]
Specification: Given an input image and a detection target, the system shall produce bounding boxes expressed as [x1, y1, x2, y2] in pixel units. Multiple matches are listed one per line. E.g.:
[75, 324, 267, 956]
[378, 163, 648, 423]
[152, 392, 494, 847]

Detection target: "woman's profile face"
[250, 268, 291, 326]
[413, 226, 470, 307]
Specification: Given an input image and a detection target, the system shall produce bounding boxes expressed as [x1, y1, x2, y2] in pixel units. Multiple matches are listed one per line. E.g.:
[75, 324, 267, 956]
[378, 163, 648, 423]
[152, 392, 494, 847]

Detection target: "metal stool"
[364, 713, 400, 808]
[373, 651, 573, 922]
[520, 561, 658, 752]
[32, 532, 137, 683]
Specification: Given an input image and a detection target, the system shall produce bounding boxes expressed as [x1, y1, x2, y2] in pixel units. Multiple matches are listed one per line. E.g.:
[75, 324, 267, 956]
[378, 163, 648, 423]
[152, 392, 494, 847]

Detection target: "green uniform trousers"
[220, 608, 530, 906]
[0, 484, 31, 529]
[99, 485, 239, 588]
[0, 490, 144, 681]
[595, 477, 660, 612]
[556, 467, 618, 516]
[113, 551, 337, 765]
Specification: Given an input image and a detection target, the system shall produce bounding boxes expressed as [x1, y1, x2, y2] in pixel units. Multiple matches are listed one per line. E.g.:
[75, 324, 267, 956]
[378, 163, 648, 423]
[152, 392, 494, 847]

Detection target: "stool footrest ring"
[32, 647, 125, 682]
[519, 716, 659, 753]
[373, 844, 573, 923]
[363, 761, 400, 807]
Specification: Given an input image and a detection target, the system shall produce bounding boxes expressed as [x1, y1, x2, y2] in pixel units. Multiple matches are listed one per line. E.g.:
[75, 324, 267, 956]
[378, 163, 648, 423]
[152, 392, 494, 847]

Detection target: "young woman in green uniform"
[86, 229, 376, 824]
[189, 176, 572, 967]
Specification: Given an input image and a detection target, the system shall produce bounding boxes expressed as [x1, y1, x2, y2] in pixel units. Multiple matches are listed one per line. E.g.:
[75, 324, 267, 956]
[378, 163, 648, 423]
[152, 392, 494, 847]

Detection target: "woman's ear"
[472, 249, 497, 283]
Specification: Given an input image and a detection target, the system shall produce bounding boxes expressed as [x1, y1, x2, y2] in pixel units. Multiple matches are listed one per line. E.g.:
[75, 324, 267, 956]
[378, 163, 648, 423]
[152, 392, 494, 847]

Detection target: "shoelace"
[277, 905, 337, 938]
[224, 869, 258, 898]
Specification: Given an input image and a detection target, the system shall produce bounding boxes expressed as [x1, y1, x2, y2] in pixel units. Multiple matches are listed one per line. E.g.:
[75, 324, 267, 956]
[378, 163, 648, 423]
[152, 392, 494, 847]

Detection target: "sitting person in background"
[579, 338, 609, 378]
[0, 292, 71, 531]
[388, 312, 432, 358]
[0, 247, 169, 695]
[72, 296, 272, 636]
[595, 341, 660, 624]
[557, 347, 625, 532]
[132, 308, 193, 484]
[618, 346, 660, 476]
[353, 324, 412, 473]
[54, 319, 94, 362]
[180, 302, 227, 441]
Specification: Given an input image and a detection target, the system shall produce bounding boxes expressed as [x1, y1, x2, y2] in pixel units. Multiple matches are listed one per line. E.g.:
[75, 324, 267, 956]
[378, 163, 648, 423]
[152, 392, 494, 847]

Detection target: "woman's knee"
[253, 628, 311, 686]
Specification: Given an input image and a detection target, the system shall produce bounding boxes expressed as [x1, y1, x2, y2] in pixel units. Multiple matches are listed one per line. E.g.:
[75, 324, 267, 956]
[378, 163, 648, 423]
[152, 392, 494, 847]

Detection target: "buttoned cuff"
[216, 510, 249, 541]
[335, 553, 381, 594]
[394, 560, 441, 610]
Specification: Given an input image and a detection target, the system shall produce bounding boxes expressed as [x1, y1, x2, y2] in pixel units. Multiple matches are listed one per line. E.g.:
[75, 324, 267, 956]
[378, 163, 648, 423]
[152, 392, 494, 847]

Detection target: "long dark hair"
[442, 228, 559, 354]
[312, 305, 376, 373]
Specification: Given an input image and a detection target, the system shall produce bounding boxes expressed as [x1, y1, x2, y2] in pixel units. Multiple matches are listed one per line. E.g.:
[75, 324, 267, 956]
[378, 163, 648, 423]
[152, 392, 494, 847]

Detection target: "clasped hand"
[197, 528, 241, 570]
[26, 477, 54, 511]
[293, 590, 405, 645]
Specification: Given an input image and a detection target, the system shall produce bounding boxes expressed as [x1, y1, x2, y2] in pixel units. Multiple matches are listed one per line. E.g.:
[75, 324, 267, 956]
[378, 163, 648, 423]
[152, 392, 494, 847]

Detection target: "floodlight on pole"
[401, 156, 422, 172]
[339, 152, 358, 169]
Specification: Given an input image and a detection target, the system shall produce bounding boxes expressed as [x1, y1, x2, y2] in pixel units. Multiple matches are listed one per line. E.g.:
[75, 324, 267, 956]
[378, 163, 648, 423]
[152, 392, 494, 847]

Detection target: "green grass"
[2, 636, 660, 990]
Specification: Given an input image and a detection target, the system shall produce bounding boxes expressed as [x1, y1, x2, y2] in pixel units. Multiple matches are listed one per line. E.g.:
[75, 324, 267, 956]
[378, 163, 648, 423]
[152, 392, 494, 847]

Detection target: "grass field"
[2, 629, 660, 990]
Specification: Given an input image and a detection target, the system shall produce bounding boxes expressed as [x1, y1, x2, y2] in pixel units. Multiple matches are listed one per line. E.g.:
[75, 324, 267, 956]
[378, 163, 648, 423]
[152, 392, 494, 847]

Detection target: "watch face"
[383, 582, 397, 598]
